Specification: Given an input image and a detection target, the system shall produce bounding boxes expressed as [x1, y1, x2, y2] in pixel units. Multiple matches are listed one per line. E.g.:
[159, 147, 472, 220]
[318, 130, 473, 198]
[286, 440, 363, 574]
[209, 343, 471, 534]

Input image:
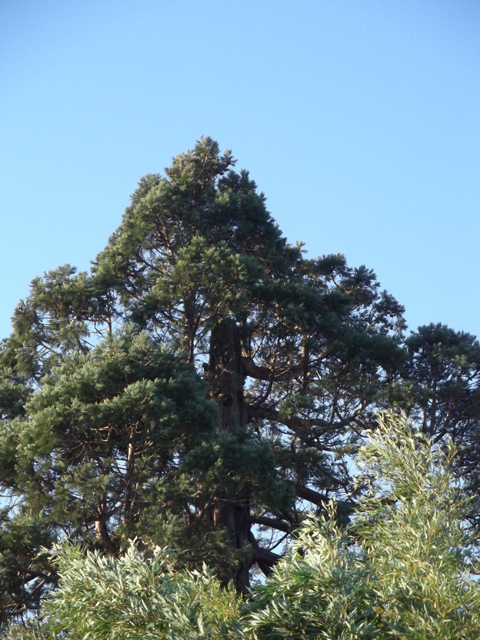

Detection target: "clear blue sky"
[1, 0, 479, 341]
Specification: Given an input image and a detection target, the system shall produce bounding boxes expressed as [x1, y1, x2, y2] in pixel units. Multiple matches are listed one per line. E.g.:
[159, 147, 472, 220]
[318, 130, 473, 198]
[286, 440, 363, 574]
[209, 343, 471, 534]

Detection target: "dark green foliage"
[8, 265, 113, 380]
[0, 511, 55, 624]
[3, 331, 217, 527]
[0, 332, 230, 618]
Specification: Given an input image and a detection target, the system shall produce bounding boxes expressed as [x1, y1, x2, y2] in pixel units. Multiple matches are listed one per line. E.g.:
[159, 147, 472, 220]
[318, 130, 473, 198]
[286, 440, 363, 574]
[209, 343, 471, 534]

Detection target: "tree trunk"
[207, 319, 251, 591]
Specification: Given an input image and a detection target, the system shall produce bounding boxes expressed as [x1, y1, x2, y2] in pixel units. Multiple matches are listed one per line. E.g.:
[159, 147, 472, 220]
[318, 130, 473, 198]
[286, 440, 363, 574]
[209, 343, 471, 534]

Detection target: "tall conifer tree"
[3, 139, 480, 620]
[89, 137, 406, 588]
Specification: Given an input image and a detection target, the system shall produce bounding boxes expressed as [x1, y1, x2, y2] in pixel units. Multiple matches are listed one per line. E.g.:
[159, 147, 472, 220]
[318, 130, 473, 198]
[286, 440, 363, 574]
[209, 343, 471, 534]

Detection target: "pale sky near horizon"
[1, 1, 479, 342]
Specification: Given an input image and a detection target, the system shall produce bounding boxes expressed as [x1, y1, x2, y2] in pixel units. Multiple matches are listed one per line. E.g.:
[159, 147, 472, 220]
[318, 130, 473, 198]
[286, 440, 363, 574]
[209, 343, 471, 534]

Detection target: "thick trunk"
[94, 503, 116, 556]
[208, 319, 248, 434]
[207, 319, 251, 591]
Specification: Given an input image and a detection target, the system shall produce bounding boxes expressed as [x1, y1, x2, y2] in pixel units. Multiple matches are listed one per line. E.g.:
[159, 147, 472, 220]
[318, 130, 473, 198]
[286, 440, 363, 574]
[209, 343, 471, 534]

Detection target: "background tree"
[383, 323, 480, 525]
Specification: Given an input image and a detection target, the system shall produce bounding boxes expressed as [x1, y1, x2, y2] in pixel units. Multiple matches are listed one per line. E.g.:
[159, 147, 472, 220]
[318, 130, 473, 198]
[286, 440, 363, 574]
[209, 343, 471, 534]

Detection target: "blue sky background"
[1, 0, 479, 341]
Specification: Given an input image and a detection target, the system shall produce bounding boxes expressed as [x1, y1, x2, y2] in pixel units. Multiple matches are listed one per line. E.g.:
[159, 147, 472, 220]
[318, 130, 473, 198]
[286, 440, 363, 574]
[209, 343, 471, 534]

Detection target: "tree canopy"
[2, 138, 480, 624]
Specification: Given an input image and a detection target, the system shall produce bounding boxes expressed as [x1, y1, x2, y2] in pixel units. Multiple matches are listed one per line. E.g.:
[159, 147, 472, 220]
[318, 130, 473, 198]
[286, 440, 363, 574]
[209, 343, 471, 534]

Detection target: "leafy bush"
[7, 543, 240, 640]
[245, 413, 480, 639]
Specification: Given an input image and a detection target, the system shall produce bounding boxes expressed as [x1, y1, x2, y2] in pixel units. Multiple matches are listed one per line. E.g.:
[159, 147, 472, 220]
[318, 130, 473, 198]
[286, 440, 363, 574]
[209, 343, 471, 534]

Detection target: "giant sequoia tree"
[2, 138, 480, 622]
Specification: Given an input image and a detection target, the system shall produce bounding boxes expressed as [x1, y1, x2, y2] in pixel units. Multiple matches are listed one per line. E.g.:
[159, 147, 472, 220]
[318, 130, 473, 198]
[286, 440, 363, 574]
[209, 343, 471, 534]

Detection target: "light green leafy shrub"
[7, 543, 240, 639]
[244, 413, 480, 639]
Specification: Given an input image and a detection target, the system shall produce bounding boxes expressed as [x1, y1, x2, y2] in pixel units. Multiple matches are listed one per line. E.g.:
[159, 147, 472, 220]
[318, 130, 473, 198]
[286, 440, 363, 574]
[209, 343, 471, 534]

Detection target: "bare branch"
[248, 405, 349, 433]
[241, 356, 301, 382]
[246, 514, 292, 534]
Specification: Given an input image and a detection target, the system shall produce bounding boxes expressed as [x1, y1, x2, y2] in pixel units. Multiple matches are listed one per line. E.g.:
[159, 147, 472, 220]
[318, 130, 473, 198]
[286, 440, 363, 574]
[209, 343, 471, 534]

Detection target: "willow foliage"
[245, 413, 480, 639]
[6, 543, 241, 640]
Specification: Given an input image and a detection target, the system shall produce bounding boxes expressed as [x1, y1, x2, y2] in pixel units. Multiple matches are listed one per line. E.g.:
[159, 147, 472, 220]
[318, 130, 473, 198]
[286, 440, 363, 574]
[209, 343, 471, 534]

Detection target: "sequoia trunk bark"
[207, 318, 251, 591]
